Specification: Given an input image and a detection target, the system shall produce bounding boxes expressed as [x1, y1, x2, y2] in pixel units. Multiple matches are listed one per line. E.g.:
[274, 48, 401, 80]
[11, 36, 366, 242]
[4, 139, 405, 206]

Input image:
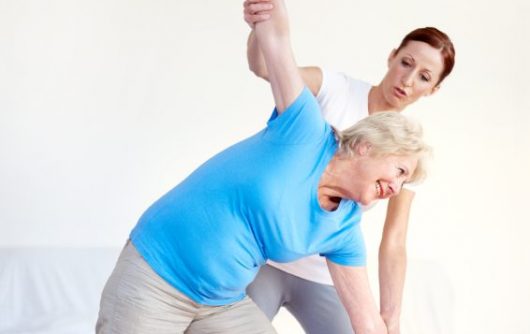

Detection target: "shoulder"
[316, 69, 371, 129]
[265, 87, 330, 144]
[317, 69, 370, 99]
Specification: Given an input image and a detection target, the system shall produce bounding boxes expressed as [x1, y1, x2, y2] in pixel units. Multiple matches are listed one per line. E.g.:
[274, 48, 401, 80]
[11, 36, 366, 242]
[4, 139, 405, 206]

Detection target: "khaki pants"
[96, 241, 276, 334]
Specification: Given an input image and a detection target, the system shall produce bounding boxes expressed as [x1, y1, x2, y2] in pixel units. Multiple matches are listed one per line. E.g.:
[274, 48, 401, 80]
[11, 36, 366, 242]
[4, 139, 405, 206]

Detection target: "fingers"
[243, 0, 273, 28]
[246, 1, 273, 14]
[244, 12, 271, 27]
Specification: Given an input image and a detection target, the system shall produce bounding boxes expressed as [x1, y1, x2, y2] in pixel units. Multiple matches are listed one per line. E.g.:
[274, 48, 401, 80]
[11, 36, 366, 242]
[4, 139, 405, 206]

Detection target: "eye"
[420, 73, 431, 82]
[398, 167, 406, 176]
[401, 59, 412, 67]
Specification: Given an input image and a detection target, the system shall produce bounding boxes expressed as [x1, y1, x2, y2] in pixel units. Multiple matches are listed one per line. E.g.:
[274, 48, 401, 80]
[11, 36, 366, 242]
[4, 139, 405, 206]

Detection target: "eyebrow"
[404, 53, 433, 73]
[404, 54, 416, 63]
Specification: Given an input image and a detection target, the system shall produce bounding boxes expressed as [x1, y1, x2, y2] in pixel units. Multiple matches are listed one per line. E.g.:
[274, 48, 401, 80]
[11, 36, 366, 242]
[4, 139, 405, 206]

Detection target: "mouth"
[393, 87, 407, 99]
[376, 181, 384, 198]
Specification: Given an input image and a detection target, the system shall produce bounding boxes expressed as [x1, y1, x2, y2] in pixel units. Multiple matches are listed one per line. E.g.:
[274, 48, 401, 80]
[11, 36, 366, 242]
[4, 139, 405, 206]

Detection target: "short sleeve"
[316, 69, 351, 120]
[322, 223, 366, 267]
[264, 87, 329, 145]
[315, 69, 371, 131]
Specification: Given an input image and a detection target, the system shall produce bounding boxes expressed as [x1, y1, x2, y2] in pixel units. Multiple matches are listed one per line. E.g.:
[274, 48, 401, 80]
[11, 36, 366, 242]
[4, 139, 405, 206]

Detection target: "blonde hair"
[335, 112, 432, 183]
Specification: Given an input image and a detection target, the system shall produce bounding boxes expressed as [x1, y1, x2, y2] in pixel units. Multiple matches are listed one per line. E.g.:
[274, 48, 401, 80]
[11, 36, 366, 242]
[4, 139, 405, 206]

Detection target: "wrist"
[381, 314, 400, 333]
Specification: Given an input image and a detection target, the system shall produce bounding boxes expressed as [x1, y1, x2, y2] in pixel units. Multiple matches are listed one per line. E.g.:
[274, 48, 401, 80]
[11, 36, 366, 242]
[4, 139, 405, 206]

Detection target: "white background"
[1, 0, 529, 333]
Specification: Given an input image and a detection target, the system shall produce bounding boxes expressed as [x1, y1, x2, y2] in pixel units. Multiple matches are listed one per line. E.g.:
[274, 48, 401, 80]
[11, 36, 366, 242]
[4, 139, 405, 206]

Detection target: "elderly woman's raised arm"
[252, 0, 304, 113]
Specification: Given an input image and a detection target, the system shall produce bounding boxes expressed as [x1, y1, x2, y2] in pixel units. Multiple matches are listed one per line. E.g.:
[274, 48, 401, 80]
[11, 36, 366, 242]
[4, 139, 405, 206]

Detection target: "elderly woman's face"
[348, 152, 418, 206]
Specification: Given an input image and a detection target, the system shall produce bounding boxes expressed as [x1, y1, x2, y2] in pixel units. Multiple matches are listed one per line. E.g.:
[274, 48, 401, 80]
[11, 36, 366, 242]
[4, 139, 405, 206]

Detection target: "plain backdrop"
[1, 0, 529, 333]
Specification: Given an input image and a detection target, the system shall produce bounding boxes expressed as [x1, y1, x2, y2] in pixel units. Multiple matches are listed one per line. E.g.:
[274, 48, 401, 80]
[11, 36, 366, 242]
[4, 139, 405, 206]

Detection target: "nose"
[401, 70, 414, 87]
[389, 179, 404, 197]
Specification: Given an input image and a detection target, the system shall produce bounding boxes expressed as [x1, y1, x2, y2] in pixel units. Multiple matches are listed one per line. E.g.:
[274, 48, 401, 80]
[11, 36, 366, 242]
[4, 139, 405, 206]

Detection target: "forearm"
[244, 1, 324, 95]
[378, 243, 406, 332]
[328, 261, 388, 334]
[378, 189, 414, 333]
[248, 31, 323, 97]
[253, 0, 303, 112]
[247, 31, 269, 80]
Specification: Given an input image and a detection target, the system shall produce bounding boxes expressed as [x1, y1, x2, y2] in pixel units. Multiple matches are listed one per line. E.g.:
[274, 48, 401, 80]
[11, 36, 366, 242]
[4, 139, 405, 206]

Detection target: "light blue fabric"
[130, 87, 365, 306]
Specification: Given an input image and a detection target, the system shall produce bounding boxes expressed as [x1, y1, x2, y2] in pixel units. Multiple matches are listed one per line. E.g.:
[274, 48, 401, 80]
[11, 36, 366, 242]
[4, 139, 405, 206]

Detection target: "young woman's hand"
[243, 0, 274, 28]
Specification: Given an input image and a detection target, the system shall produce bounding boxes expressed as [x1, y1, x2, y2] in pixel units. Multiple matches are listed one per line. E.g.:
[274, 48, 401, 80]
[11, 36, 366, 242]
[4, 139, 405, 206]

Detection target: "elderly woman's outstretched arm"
[328, 260, 389, 334]
[252, 0, 304, 114]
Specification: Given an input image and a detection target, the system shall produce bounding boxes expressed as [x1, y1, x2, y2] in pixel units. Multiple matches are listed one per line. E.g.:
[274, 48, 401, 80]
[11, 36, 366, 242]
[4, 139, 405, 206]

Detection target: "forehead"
[385, 154, 418, 171]
[397, 40, 445, 74]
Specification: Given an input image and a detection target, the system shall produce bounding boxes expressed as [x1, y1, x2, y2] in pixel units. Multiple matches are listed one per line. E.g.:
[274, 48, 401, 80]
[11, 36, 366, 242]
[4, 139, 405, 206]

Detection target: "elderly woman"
[243, 1, 455, 333]
[96, 0, 430, 333]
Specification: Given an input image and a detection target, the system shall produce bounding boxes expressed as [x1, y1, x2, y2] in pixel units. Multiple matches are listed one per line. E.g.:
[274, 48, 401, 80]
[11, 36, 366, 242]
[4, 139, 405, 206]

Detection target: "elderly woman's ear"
[355, 142, 372, 156]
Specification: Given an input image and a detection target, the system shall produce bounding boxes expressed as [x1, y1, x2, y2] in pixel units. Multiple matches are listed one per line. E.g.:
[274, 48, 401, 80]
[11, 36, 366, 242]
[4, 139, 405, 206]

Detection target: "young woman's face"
[381, 40, 445, 110]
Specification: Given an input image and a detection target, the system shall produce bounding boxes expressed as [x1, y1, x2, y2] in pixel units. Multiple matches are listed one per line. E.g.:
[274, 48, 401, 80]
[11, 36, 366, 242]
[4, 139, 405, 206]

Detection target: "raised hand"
[243, 0, 274, 28]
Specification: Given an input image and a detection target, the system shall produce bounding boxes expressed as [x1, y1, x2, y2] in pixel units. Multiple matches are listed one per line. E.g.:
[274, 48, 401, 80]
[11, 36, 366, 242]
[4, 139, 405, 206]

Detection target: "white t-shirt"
[268, 69, 416, 285]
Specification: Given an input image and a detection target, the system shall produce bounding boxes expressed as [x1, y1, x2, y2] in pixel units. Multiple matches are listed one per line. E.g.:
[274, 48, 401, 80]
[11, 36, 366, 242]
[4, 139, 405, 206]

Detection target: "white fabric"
[315, 69, 371, 131]
[0, 247, 121, 334]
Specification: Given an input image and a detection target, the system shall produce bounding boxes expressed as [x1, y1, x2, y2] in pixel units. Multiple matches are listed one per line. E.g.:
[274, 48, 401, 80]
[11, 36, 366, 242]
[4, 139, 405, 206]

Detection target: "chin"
[361, 200, 378, 211]
[390, 96, 408, 110]
[357, 197, 372, 207]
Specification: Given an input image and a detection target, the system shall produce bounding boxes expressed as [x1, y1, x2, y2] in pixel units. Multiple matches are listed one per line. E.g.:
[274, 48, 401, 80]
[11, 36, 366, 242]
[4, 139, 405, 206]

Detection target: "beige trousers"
[96, 241, 276, 334]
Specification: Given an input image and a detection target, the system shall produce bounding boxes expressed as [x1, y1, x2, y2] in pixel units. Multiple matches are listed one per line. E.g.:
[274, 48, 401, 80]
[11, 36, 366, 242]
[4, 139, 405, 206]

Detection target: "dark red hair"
[396, 27, 455, 85]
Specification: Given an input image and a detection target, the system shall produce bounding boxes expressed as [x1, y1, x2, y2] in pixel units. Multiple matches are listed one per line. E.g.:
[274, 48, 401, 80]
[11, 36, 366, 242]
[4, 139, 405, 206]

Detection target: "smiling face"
[354, 153, 418, 206]
[380, 40, 445, 110]
[332, 143, 419, 206]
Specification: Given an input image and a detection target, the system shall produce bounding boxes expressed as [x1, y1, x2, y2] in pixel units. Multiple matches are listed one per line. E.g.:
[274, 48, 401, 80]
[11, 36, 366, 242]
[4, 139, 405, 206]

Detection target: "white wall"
[1, 0, 529, 333]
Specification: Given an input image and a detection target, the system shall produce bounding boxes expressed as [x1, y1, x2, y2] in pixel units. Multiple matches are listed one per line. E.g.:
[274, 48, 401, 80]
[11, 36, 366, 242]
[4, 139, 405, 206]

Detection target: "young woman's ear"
[427, 85, 441, 96]
[387, 48, 398, 67]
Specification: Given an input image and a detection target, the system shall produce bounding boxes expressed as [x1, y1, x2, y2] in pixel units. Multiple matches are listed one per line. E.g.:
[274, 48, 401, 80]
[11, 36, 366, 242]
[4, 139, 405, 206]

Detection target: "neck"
[318, 155, 346, 211]
[368, 85, 400, 114]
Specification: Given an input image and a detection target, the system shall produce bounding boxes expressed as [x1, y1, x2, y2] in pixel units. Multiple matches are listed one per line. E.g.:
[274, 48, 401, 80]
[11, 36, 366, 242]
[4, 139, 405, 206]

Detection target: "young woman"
[243, 1, 455, 333]
[95, 0, 431, 333]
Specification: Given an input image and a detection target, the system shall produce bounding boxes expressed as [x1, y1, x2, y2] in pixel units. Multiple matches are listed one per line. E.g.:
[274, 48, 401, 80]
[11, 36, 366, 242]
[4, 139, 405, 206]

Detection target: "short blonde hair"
[335, 112, 432, 183]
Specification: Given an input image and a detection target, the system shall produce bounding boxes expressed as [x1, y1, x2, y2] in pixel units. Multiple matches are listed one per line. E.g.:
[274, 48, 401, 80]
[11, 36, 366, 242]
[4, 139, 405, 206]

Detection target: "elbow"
[249, 63, 269, 81]
[379, 228, 407, 256]
[379, 237, 406, 255]
[379, 242, 406, 263]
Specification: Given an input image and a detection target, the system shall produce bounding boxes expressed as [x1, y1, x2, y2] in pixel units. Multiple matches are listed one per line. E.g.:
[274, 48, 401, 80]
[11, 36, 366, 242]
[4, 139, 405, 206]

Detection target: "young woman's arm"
[247, 31, 323, 95]
[378, 189, 415, 334]
[245, 0, 323, 96]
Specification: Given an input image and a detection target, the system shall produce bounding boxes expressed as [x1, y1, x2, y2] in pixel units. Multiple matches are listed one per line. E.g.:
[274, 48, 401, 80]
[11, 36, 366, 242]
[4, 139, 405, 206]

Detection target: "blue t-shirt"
[130, 87, 366, 306]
